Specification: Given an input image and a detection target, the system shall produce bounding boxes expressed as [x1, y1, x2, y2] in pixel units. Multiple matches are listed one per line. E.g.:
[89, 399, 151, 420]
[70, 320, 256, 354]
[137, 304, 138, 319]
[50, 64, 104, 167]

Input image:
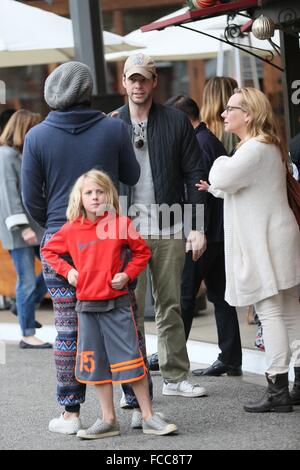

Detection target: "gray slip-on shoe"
[77, 419, 120, 440]
[142, 413, 177, 436]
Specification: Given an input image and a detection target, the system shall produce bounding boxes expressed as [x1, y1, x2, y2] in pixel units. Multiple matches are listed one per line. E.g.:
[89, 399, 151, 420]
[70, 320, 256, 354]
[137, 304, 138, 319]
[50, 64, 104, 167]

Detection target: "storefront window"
[0, 65, 48, 116]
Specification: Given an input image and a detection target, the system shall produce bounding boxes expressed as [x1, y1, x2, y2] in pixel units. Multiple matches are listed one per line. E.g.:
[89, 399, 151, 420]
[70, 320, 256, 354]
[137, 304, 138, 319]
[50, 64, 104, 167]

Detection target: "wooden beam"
[24, 0, 69, 16]
[263, 56, 287, 147]
[187, 60, 205, 110]
[24, 0, 183, 15]
[101, 0, 183, 10]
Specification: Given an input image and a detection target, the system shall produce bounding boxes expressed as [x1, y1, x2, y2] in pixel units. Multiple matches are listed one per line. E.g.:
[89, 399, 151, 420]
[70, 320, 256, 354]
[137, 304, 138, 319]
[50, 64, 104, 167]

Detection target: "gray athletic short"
[75, 306, 146, 384]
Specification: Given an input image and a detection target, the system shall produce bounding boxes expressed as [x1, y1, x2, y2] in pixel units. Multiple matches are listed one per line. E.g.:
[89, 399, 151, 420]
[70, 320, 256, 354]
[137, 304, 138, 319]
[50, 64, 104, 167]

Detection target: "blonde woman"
[42, 169, 177, 439]
[0, 110, 50, 349]
[197, 87, 300, 412]
[201, 76, 239, 154]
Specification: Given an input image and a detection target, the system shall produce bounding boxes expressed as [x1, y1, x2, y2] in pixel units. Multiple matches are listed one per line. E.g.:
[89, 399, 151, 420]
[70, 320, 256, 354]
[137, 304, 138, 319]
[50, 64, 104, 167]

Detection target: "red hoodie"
[42, 214, 151, 301]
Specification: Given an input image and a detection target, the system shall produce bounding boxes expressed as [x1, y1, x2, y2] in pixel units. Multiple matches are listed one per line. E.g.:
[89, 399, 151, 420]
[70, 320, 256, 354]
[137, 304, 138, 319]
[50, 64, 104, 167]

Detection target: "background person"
[0, 109, 49, 349]
[165, 94, 242, 377]
[201, 76, 239, 155]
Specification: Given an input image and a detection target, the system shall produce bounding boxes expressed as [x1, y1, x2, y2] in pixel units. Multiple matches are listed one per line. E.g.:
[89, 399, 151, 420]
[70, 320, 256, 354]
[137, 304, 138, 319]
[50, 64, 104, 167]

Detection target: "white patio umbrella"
[0, 0, 143, 68]
[105, 7, 280, 63]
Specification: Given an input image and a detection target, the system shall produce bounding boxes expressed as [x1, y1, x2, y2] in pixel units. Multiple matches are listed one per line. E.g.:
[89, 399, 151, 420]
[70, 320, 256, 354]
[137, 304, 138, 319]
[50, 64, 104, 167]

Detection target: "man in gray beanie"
[44, 61, 93, 110]
[22, 61, 141, 435]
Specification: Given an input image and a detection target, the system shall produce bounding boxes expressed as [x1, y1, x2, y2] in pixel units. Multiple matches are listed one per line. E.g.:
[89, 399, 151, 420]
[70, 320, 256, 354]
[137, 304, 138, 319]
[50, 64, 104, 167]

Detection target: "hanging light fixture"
[252, 14, 276, 40]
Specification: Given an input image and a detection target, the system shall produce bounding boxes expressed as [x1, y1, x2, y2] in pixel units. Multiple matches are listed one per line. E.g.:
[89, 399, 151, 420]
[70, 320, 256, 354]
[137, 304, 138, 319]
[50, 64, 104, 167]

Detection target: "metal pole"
[234, 42, 243, 87]
[216, 37, 224, 76]
[247, 35, 260, 90]
[69, 0, 107, 95]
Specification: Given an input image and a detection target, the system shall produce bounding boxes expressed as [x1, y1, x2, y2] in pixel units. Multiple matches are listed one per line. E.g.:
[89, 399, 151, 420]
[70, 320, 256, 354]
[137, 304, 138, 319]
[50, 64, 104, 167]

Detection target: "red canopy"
[141, 1, 261, 32]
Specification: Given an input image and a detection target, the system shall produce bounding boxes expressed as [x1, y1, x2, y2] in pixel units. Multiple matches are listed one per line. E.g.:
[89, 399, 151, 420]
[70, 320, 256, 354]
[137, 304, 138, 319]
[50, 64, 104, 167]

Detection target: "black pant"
[181, 242, 242, 367]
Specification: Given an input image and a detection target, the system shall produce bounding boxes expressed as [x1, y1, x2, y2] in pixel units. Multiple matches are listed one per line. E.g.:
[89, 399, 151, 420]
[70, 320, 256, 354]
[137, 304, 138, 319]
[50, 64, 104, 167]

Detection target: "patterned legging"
[41, 232, 152, 408]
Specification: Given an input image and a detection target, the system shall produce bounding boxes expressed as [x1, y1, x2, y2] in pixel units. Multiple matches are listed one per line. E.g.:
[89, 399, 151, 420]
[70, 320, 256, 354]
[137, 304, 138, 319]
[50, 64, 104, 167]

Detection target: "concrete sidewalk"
[0, 344, 299, 450]
[0, 303, 276, 378]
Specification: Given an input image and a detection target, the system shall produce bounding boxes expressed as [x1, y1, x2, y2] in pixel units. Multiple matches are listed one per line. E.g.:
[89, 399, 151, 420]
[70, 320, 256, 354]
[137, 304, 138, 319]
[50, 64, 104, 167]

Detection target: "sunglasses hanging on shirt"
[133, 122, 146, 149]
[134, 137, 144, 149]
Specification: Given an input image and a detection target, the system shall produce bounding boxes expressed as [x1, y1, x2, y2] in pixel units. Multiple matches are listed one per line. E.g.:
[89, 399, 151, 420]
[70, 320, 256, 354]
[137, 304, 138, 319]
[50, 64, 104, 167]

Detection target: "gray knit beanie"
[44, 61, 93, 110]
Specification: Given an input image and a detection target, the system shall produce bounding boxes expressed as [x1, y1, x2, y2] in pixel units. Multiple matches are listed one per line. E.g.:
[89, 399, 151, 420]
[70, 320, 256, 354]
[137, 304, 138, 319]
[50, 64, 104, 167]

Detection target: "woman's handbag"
[286, 165, 300, 228]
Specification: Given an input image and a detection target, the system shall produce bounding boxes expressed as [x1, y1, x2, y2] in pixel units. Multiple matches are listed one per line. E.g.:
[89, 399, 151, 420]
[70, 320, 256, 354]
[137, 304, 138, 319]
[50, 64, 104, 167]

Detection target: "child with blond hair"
[42, 169, 177, 439]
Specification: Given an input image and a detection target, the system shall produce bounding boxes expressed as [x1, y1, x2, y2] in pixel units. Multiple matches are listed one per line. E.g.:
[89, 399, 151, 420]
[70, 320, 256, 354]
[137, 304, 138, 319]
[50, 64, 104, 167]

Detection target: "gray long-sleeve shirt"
[0, 145, 44, 250]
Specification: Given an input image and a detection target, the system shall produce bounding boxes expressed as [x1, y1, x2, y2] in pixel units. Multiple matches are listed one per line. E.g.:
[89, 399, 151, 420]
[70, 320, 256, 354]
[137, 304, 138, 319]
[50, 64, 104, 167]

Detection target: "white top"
[208, 138, 300, 307]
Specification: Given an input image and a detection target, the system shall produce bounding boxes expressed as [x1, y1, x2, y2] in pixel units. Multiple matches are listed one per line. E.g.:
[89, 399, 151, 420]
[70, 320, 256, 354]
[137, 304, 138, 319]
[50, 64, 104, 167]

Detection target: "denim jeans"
[9, 246, 47, 337]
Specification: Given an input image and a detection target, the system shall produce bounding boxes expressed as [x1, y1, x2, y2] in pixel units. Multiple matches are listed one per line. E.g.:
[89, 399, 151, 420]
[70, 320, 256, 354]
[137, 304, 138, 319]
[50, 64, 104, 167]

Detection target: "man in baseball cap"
[117, 52, 208, 413]
[124, 53, 157, 80]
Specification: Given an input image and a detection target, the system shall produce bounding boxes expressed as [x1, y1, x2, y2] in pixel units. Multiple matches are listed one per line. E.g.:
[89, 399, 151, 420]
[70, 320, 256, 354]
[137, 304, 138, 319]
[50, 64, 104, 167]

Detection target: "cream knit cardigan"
[208, 138, 300, 307]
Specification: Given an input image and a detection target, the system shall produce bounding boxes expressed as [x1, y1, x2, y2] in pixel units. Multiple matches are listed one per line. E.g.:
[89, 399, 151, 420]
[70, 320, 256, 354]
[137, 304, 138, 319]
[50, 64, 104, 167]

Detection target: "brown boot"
[244, 373, 293, 413]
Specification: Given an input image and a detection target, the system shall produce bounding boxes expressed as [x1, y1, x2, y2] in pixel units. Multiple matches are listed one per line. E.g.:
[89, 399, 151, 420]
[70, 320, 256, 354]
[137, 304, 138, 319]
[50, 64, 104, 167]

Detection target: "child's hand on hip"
[111, 272, 130, 290]
[68, 269, 79, 287]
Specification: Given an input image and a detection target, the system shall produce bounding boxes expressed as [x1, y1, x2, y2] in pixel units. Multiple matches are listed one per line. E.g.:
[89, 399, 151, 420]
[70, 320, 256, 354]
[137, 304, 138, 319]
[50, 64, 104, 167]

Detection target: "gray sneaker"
[142, 413, 178, 436]
[131, 409, 165, 429]
[131, 409, 143, 429]
[162, 380, 207, 398]
[77, 419, 120, 440]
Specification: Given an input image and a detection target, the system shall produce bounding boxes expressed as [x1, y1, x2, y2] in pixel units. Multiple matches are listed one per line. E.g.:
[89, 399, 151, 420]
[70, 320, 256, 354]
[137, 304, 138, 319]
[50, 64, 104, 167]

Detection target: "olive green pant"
[135, 237, 190, 382]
